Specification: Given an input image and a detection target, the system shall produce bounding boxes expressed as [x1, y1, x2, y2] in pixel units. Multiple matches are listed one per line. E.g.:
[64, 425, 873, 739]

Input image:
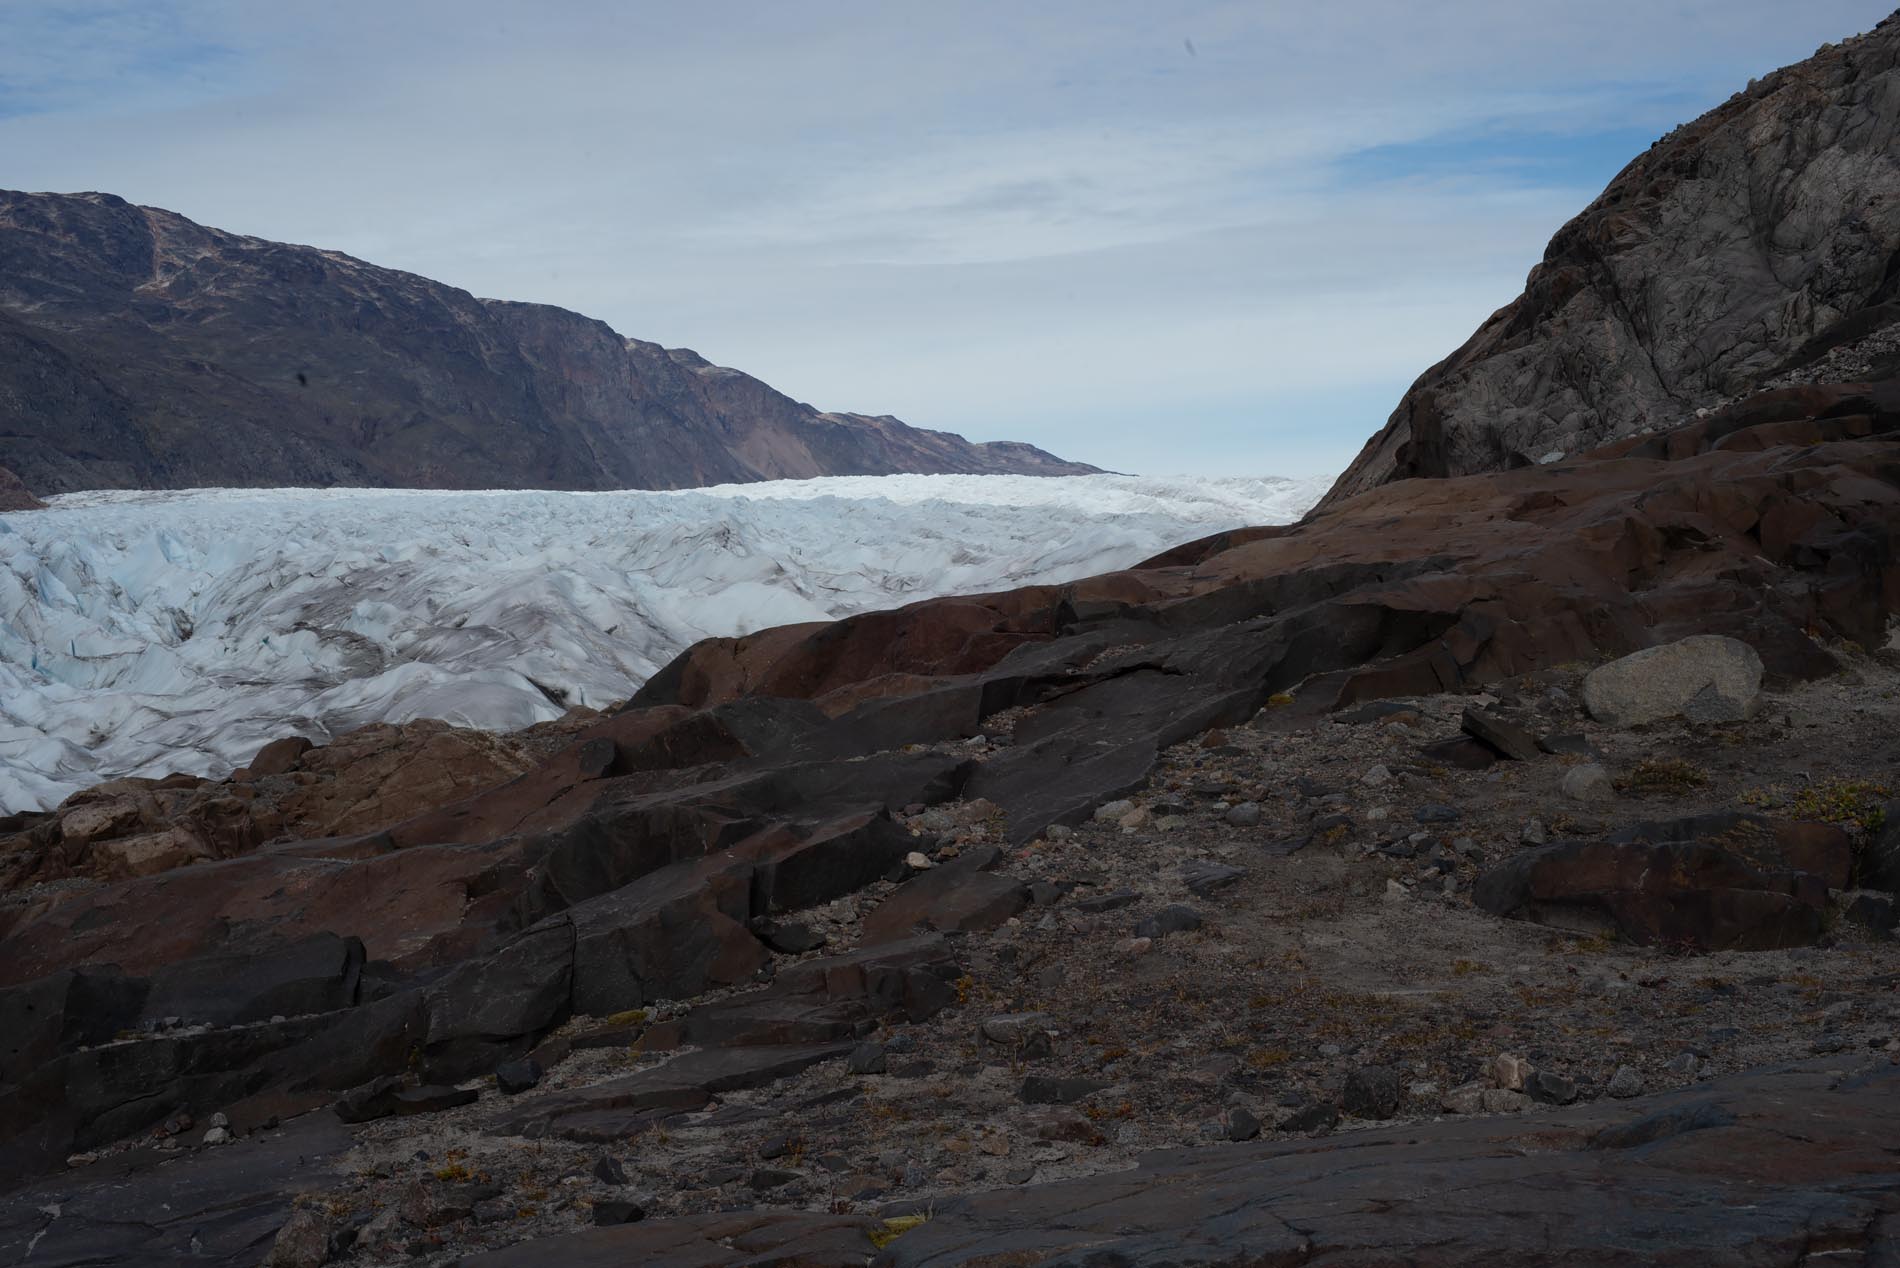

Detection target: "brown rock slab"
[862, 863, 1030, 944]
[1460, 707, 1540, 761]
[448, 1059, 1900, 1267]
[455, 1211, 880, 1268]
[494, 1044, 854, 1141]
[1472, 817, 1840, 951]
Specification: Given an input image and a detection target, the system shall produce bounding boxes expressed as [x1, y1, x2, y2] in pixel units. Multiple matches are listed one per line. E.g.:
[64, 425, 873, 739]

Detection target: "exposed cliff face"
[1324, 12, 1900, 505]
[0, 192, 1094, 493]
[0, 466, 43, 512]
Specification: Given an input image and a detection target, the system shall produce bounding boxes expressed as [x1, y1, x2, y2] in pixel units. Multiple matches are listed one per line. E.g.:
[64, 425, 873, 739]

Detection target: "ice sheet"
[0, 473, 1329, 812]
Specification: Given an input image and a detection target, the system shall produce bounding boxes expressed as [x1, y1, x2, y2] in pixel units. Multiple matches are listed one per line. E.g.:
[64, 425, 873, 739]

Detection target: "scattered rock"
[473, 1198, 514, 1225]
[249, 736, 314, 778]
[1462, 707, 1540, 761]
[1181, 861, 1246, 897]
[260, 1208, 331, 1268]
[1863, 806, 1900, 893]
[1526, 1069, 1578, 1105]
[1224, 802, 1262, 828]
[1846, 892, 1897, 936]
[1490, 1053, 1531, 1091]
[1133, 905, 1204, 939]
[1278, 1101, 1339, 1134]
[759, 922, 827, 954]
[592, 1154, 628, 1185]
[1341, 1066, 1401, 1120]
[1440, 1082, 1487, 1115]
[334, 1076, 405, 1125]
[1019, 1076, 1106, 1105]
[1607, 1066, 1645, 1099]
[980, 1013, 1055, 1046]
[749, 1169, 798, 1191]
[1561, 764, 1614, 801]
[495, 1058, 542, 1096]
[1219, 1106, 1261, 1141]
[593, 1198, 647, 1225]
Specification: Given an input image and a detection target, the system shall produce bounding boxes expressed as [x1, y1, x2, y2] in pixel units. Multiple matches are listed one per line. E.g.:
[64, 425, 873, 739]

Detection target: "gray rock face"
[0, 191, 1096, 493]
[1323, 14, 1900, 505]
[1580, 635, 1763, 727]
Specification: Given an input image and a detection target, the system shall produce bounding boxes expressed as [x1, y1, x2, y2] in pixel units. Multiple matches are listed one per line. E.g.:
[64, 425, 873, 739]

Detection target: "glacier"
[0, 473, 1329, 814]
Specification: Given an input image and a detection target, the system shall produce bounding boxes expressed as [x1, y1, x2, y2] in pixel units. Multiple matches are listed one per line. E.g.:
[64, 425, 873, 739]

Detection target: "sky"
[1, 2, 1893, 478]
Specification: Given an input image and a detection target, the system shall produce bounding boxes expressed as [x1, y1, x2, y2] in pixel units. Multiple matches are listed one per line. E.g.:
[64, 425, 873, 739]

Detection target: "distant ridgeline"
[0, 190, 1095, 494]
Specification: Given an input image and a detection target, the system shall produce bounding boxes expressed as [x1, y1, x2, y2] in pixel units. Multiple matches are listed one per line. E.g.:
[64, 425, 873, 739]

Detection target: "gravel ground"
[195, 648, 1900, 1264]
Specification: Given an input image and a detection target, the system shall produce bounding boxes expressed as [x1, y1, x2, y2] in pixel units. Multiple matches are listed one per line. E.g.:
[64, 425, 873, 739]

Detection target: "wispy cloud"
[0, 0, 1890, 474]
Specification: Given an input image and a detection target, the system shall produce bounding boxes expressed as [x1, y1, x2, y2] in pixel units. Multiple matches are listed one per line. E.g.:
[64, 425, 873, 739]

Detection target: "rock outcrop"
[1324, 13, 1900, 504]
[4, 377, 1898, 1186]
[447, 1058, 1900, 1268]
[0, 466, 42, 511]
[0, 191, 1094, 493]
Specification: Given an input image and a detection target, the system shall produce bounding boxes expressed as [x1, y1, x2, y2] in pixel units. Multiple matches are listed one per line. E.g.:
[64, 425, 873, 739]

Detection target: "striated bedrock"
[0, 190, 1095, 493]
[3, 381, 1899, 1183]
[1324, 12, 1900, 504]
[451, 1058, 1900, 1268]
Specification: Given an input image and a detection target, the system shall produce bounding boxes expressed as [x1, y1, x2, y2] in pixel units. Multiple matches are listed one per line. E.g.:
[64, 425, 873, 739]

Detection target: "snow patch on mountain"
[0, 473, 1328, 812]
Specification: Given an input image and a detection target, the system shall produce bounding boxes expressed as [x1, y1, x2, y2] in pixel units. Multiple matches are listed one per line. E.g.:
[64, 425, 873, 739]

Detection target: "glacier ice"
[0, 473, 1328, 813]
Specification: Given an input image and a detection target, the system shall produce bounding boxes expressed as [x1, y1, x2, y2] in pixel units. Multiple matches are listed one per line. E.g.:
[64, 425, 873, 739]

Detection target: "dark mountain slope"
[0, 191, 1093, 493]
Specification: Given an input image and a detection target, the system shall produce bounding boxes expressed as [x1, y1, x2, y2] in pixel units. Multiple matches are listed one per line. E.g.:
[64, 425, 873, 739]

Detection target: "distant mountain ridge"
[1324, 11, 1900, 505]
[0, 191, 1094, 494]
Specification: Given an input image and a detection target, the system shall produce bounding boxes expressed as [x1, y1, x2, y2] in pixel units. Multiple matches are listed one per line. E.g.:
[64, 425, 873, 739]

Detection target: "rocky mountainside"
[4, 375, 1900, 1263]
[0, 191, 1094, 494]
[1324, 12, 1900, 504]
[0, 466, 41, 512]
[10, 22, 1900, 1266]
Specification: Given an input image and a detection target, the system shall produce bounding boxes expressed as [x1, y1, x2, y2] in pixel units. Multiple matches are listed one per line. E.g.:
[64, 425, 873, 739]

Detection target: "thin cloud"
[0, 0, 1890, 474]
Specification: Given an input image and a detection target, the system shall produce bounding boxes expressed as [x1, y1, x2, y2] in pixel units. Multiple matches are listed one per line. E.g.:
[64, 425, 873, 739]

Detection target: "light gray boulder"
[1580, 636, 1762, 728]
[1560, 763, 1614, 801]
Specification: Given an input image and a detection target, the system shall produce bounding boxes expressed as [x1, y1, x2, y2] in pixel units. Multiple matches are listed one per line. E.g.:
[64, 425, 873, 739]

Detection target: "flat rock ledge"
[455, 1056, 1900, 1267]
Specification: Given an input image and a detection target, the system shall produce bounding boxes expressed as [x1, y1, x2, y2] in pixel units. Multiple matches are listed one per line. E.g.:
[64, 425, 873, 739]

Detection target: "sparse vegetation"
[1742, 777, 1888, 831]
[1615, 757, 1709, 795]
[870, 1213, 931, 1248]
